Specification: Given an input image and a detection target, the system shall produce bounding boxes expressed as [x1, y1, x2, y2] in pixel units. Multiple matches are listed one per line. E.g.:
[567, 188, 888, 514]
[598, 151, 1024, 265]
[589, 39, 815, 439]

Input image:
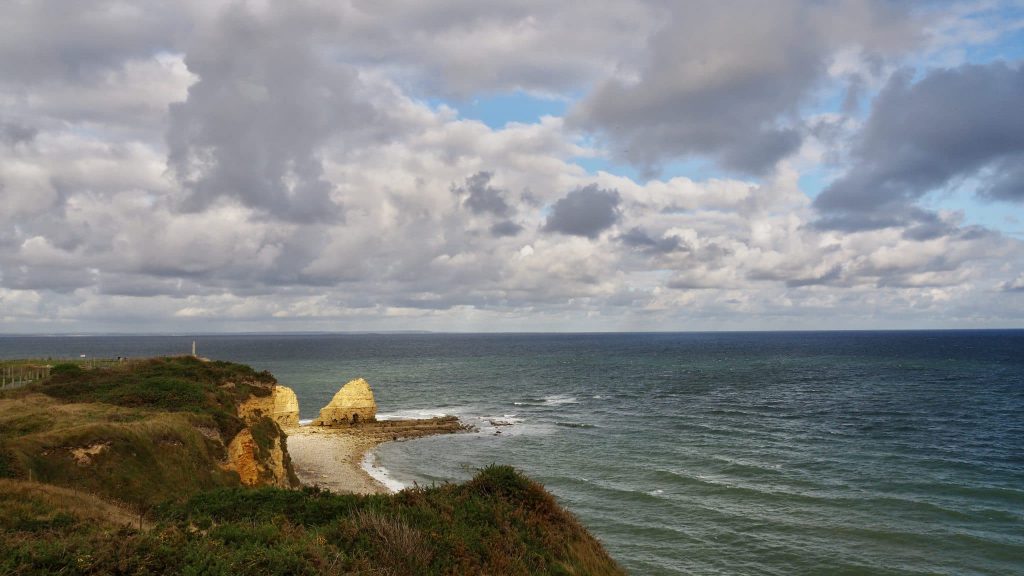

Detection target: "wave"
[360, 451, 406, 493]
[375, 408, 454, 420]
[555, 422, 596, 429]
[543, 394, 580, 406]
[513, 394, 580, 407]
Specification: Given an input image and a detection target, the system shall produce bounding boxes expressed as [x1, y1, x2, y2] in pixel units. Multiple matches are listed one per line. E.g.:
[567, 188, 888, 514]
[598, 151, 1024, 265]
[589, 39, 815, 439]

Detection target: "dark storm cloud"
[167, 3, 392, 223]
[543, 185, 621, 238]
[454, 172, 512, 216]
[570, 0, 913, 175]
[815, 62, 1024, 230]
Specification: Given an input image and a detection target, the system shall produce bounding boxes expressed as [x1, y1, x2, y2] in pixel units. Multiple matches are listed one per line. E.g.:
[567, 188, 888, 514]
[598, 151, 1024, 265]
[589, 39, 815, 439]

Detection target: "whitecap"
[375, 408, 454, 421]
[543, 394, 579, 406]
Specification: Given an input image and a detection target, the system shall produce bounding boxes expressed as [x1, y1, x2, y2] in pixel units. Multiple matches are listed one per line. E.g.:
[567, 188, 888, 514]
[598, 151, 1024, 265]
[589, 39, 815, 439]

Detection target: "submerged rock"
[312, 378, 377, 426]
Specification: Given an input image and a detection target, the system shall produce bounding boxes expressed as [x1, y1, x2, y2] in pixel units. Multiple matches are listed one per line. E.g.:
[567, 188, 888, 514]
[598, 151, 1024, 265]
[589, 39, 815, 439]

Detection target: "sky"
[1, 0, 1023, 333]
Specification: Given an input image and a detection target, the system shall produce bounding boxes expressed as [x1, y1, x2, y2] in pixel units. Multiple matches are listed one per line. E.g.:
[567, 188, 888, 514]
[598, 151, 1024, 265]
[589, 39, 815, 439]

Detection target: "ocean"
[1, 331, 1021, 575]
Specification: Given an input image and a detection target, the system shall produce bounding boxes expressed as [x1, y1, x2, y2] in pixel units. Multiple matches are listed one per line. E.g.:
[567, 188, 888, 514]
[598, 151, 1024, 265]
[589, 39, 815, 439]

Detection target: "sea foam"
[361, 451, 406, 493]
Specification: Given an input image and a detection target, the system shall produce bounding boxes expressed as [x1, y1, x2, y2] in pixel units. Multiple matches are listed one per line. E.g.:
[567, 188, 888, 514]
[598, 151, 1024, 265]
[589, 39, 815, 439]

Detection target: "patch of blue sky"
[798, 167, 834, 199]
[923, 180, 1024, 239]
[447, 91, 571, 129]
[963, 28, 1024, 63]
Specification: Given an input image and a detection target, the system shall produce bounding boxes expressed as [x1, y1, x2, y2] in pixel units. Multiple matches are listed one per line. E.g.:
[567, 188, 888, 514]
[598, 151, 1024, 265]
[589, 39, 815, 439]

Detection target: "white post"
[192, 340, 197, 357]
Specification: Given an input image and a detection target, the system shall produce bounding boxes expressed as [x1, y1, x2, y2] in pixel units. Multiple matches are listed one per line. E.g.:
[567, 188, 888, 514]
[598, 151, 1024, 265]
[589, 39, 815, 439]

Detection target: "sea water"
[1, 331, 1021, 575]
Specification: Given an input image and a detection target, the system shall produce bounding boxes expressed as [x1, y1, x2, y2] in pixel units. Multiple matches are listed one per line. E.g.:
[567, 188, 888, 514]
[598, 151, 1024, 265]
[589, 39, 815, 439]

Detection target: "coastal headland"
[0, 356, 623, 575]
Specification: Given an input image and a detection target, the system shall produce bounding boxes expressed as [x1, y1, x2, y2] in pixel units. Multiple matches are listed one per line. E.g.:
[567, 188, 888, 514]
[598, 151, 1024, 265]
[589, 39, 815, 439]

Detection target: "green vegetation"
[0, 357, 623, 575]
[0, 357, 279, 508]
[0, 466, 622, 575]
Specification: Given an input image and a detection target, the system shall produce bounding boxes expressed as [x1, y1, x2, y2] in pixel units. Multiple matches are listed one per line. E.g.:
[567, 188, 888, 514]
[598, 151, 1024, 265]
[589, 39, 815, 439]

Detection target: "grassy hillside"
[0, 357, 292, 507]
[0, 357, 624, 575]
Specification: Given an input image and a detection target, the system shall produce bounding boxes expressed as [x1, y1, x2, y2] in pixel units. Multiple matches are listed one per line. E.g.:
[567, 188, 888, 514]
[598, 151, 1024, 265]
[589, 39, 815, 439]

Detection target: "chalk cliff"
[312, 377, 377, 426]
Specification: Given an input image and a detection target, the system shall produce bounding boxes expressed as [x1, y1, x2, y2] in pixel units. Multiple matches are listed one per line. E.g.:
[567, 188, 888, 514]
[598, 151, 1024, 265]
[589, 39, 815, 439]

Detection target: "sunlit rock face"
[236, 384, 300, 429]
[271, 385, 300, 428]
[312, 378, 377, 426]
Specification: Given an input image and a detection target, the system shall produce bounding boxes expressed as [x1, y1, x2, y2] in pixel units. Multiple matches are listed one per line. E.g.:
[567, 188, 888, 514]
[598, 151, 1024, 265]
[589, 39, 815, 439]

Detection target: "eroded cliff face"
[226, 426, 294, 488]
[312, 377, 377, 426]
[227, 386, 301, 488]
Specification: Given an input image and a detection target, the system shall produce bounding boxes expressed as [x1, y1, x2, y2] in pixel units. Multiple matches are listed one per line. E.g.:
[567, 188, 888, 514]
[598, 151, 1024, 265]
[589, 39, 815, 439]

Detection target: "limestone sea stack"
[312, 377, 378, 426]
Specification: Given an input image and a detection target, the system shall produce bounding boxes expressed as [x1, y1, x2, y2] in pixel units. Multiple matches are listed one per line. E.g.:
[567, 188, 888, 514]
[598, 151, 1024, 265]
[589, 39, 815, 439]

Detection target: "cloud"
[319, 0, 657, 97]
[2, 1, 1024, 332]
[454, 171, 512, 216]
[815, 62, 1024, 229]
[0, 0, 189, 85]
[1001, 273, 1024, 292]
[167, 2, 399, 223]
[490, 220, 523, 237]
[978, 153, 1024, 202]
[619, 227, 683, 254]
[543, 185, 621, 238]
[570, 0, 916, 175]
[0, 121, 36, 145]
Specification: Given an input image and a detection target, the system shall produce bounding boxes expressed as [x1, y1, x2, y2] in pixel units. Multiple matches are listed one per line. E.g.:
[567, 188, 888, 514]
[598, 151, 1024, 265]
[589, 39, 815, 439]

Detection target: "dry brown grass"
[350, 508, 434, 574]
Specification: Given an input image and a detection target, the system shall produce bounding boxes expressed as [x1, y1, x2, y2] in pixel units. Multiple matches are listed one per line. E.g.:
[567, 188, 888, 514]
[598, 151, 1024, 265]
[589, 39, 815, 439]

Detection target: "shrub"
[49, 363, 84, 376]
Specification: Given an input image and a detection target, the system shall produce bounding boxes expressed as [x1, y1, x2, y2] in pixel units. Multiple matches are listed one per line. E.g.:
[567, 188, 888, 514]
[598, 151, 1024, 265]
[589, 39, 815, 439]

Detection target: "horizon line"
[1, 327, 1022, 337]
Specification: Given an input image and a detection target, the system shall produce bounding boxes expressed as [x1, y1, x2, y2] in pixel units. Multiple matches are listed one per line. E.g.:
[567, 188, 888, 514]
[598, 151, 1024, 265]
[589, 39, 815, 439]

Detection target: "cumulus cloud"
[320, 0, 657, 97]
[167, 2, 398, 222]
[619, 227, 684, 254]
[1, 0, 1024, 332]
[454, 171, 512, 216]
[570, 0, 916, 175]
[815, 62, 1024, 229]
[543, 185, 621, 238]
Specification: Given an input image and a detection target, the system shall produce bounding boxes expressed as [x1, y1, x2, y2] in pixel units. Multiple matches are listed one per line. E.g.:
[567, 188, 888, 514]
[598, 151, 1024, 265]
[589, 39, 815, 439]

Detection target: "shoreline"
[284, 416, 468, 494]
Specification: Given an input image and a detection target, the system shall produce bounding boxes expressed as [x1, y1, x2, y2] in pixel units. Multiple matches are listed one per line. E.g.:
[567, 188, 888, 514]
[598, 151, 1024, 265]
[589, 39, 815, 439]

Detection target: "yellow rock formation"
[226, 429, 292, 488]
[272, 385, 300, 428]
[312, 377, 377, 426]
[237, 384, 300, 429]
